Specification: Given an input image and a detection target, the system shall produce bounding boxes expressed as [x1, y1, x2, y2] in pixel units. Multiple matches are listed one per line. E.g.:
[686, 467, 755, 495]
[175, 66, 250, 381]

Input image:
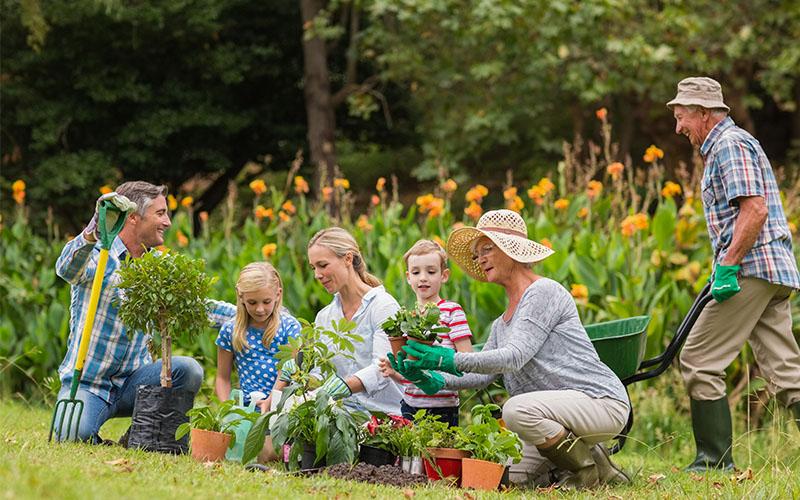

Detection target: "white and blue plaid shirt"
[55, 234, 236, 402]
[700, 117, 800, 289]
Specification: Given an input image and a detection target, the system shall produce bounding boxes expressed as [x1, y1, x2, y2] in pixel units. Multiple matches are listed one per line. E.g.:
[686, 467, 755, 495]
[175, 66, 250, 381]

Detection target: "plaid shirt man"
[55, 233, 236, 402]
[700, 117, 800, 290]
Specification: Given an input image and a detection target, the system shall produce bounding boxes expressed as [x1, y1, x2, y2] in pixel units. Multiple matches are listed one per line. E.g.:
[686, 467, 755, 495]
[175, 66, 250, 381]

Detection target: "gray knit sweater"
[444, 278, 629, 405]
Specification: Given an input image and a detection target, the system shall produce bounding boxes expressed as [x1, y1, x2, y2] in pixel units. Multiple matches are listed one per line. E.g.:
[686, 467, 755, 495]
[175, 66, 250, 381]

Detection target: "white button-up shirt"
[314, 285, 403, 415]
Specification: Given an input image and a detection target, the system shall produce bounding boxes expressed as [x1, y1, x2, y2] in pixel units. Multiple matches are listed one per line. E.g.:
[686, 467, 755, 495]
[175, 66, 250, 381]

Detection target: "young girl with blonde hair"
[215, 262, 300, 412]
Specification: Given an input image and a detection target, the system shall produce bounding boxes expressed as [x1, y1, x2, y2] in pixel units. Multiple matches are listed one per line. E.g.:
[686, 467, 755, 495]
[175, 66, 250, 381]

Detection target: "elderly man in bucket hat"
[668, 77, 800, 471]
[386, 209, 631, 489]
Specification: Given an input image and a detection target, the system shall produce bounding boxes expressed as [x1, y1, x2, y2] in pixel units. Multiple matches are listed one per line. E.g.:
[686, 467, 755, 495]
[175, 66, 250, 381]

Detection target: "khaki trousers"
[502, 390, 629, 486]
[679, 277, 800, 405]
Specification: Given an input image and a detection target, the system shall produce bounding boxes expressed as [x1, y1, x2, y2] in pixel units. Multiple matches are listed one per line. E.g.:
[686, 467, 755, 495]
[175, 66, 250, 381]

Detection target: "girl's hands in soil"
[255, 396, 271, 413]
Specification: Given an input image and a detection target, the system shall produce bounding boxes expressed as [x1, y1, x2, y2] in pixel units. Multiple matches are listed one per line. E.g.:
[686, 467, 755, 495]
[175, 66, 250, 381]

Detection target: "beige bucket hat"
[666, 76, 730, 112]
[446, 209, 554, 281]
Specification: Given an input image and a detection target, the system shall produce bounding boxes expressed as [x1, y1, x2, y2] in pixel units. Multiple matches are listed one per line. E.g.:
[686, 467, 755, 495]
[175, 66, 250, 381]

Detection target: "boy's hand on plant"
[320, 373, 352, 400]
[378, 357, 396, 378]
[402, 340, 462, 375]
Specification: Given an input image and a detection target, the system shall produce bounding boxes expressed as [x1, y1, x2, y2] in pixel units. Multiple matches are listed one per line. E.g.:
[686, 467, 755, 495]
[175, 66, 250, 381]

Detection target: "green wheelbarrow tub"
[585, 316, 651, 380]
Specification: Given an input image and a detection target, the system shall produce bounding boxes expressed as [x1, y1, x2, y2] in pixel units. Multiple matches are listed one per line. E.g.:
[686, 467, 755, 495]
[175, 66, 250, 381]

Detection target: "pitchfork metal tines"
[49, 196, 134, 442]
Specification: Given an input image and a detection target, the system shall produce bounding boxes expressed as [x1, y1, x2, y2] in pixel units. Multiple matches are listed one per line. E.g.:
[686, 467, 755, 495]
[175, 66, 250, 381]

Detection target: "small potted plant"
[381, 308, 411, 356]
[242, 319, 369, 470]
[457, 404, 523, 490]
[383, 303, 450, 359]
[413, 411, 470, 484]
[359, 414, 413, 466]
[175, 399, 258, 462]
[116, 250, 216, 454]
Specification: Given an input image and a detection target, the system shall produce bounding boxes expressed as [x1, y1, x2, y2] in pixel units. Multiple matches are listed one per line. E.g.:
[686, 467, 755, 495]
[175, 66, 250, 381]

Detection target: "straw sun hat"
[446, 209, 554, 281]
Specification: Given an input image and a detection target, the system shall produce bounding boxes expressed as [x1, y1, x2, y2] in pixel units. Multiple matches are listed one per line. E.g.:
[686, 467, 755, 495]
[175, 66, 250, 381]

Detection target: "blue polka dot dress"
[216, 312, 300, 403]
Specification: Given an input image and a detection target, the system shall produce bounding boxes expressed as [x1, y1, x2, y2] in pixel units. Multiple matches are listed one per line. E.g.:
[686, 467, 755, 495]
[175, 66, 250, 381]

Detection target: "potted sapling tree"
[457, 404, 523, 491]
[175, 398, 259, 462]
[116, 250, 216, 453]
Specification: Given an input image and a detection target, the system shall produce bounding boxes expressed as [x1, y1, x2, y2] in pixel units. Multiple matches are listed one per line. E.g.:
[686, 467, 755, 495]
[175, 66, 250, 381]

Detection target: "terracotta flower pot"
[405, 339, 434, 361]
[461, 458, 505, 491]
[190, 428, 231, 462]
[388, 336, 407, 357]
[424, 447, 470, 483]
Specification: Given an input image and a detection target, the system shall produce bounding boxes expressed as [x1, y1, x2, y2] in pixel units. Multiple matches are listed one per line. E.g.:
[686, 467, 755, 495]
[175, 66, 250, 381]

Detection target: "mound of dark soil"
[324, 462, 428, 487]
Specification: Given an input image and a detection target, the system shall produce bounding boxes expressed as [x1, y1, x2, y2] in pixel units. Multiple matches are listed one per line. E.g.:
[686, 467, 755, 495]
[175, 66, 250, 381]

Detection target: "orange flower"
[441, 179, 458, 194]
[432, 235, 445, 248]
[321, 186, 333, 202]
[278, 210, 291, 222]
[586, 180, 603, 200]
[356, 214, 373, 232]
[333, 178, 350, 190]
[577, 207, 589, 218]
[464, 201, 482, 221]
[503, 187, 517, 200]
[181, 196, 193, 208]
[168, 194, 178, 210]
[176, 230, 189, 247]
[606, 162, 624, 180]
[571, 284, 589, 299]
[417, 193, 444, 219]
[537, 177, 555, 194]
[254, 205, 273, 220]
[294, 176, 309, 194]
[661, 181, 682, 198]
[506, 195, 524, 213]
[249, 179, 267, 195]
[595, 108, 607, 121]
[261, 243, 277, 259]
[643, 145, 664, 163]
[199, 211, 209, 222]
[281, 200, 297, 214]
[540, 238, 553, 249]
[12, 180, 25, 192]
[99, 185, 113, 195]
[376, 177, 386, 192]
[789, 222, 797, 234]
[527, 185, 546, 205]
[554, 198, 570, 210]
[371, 194, 380, 206]
[12, 190, 25, 205]
[621, 213, 649, 236]
[465, 184, 489, 203]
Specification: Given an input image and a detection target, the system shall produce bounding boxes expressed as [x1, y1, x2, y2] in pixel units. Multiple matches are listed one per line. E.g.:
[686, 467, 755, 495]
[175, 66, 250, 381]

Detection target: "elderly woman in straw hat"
[388, 209, 630, 489]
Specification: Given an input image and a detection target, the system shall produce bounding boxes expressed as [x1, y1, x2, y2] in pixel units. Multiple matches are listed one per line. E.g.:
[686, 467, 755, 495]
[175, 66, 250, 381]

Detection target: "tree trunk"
[300, 0, 338, 193]
[160, 317, 172, 388]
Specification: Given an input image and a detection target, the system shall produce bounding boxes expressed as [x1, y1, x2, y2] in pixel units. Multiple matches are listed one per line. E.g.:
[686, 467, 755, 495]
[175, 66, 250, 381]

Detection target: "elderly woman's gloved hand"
[401, 340, 462, 375]
[387, 351, 445, 395]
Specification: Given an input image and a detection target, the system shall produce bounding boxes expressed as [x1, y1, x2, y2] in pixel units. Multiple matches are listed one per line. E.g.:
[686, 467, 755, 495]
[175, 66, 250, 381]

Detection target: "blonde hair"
[233, 262, 283, 353]
[403, 239, 448, 272]
[308, 227, 381, 287]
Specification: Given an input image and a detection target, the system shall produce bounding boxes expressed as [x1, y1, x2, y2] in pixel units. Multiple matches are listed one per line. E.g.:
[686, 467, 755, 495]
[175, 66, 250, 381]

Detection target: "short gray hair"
[685, 104, 728, 120]
[116, 181, 168, 216]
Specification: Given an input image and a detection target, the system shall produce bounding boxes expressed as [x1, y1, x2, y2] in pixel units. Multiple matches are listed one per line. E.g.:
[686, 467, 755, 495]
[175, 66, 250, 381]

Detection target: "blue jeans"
[54, 356, 203, 443]
[401, 400, 459, 427]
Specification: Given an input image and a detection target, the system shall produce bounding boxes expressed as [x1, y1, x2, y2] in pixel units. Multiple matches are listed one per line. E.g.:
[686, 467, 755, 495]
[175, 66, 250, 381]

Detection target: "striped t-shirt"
[402, 299, 472, 407]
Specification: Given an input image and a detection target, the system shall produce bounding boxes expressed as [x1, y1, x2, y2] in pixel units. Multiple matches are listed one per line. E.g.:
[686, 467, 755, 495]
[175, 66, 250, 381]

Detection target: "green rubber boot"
[591, 444, 630, 485]
[790, 401, 800, 432]
[685, 397, 735, 472]
[537, 432, 599, 489]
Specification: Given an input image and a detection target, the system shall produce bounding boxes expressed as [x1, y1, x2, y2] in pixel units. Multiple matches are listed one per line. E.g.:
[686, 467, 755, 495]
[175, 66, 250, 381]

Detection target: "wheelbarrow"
[471, 284, 713, 454]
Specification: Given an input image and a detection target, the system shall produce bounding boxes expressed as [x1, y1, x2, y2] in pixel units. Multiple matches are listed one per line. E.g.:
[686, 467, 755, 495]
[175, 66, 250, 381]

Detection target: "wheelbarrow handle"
[622, 283, 713, 386]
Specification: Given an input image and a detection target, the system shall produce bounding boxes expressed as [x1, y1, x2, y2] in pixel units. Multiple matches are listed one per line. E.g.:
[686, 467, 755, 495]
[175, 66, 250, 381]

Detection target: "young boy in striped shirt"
[380, 239, 473, 426]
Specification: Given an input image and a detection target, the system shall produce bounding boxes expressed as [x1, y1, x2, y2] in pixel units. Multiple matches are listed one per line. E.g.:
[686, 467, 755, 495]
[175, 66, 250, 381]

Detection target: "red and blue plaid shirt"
[700, 117, 800, 290]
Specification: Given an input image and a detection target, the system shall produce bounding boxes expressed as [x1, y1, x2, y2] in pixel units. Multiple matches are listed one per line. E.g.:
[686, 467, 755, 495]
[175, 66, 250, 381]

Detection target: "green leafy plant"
[381, 303, 449, 342]
[455, 404, 522, 464]
[116, 250, 216, 388]
[361, 414, 415, 456]
[242, 318, 367, 467]
[412, 409, 459, 449]
[175, 398, 258, 447]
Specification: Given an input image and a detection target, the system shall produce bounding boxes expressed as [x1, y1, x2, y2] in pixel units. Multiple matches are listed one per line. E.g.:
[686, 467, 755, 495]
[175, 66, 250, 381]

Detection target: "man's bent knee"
[171, 356, 204, 394]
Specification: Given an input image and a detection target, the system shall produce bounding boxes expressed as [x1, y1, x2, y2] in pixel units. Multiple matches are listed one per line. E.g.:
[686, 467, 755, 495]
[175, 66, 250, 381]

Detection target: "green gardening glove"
[278, 358, 297, 383]
[711, 264, 741, 302]
[388, 352, 445, 395]
[319, 373, 352, 400]
[402, 340, 462, 375]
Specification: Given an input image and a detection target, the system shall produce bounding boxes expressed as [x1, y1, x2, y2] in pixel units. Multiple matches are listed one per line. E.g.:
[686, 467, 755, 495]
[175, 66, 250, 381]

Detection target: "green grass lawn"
[2, 376, 799, 499]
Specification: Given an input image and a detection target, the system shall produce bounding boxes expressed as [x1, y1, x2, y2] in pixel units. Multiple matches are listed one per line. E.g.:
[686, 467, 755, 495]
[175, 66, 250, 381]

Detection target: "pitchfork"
[49, 197, 132, 442]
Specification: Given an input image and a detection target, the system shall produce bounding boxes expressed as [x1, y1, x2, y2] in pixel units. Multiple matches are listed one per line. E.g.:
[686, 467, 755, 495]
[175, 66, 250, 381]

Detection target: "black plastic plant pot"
[301, 442, 326, 470]
[359, 445, 397, 466]
[126, 385, 194, 454]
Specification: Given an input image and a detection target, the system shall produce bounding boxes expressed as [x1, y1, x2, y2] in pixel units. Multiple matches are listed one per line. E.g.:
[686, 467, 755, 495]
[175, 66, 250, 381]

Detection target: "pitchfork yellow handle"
[75, 248, 109, 372]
